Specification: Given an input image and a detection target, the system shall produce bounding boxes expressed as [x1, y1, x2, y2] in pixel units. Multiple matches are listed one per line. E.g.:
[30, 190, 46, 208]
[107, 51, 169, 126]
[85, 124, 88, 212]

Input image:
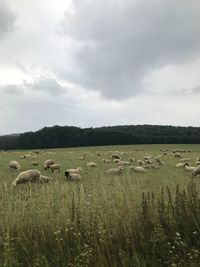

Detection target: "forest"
[0, 124, 200, 150]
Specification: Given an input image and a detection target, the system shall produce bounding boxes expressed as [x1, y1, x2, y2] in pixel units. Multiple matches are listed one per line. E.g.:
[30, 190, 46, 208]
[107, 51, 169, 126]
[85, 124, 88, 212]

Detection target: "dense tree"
[0, 124, 200, 150]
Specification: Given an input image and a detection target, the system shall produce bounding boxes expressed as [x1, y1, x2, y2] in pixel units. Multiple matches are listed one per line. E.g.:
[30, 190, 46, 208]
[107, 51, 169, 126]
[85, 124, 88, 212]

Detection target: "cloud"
[60, 0, 200, 99]
[28, 78, 66, 95]
[0, 1, 16, 39]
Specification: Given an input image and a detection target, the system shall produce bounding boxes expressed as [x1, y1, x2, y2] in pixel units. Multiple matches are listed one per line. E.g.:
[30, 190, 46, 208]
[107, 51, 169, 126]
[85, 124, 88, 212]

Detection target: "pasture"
[0, 144, 200, 267]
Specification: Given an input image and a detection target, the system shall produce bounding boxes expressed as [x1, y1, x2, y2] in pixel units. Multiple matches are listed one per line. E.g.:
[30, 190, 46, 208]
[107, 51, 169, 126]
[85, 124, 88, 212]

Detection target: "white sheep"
[118, 160, 130, 166]
[38, 175, 52, 183]
[129, 166, 146, 173]
[195, 161, 200, 165]
[106, 166, 124, 175]
[49, 164, 61, 173]
[192, 166, 200, 177]
[179, 158, 191, 163]
[144, 164, 159, 169]
[137, 160, 145, 166]
[129, 157, 135, 163]
[111, 153, 121, 160]
[9, 160, 21, 171]
[66, 167, 82, 174]
[184, 163, 196, 172]
[86, 162, 97, 167]
[43, 159, 54, 170]
[102, 158, 112, 163]
[176, 162, 187, 168]
[31, 161, 39, 166]
[64, 171, 82, 181]
[12, 169, 40, 186]
[113, 158, 121, 163]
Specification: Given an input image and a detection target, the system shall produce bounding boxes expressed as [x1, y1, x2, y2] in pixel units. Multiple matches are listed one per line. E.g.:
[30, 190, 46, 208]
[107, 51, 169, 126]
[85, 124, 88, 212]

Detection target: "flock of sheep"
[8, 147, 200, 186]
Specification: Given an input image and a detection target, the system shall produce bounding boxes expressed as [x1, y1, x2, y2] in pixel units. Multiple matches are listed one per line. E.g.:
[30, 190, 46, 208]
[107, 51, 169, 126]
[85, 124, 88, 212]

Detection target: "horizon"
[1, 0, 200, 135]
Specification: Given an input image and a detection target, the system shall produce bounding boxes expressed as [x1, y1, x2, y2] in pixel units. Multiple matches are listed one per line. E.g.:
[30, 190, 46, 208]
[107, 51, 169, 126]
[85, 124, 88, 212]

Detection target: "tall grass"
[0, 144, 199, 266]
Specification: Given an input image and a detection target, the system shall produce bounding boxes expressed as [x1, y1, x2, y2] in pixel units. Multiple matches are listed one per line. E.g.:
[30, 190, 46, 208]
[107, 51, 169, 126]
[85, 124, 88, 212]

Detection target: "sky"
[0, 0, 200, 135]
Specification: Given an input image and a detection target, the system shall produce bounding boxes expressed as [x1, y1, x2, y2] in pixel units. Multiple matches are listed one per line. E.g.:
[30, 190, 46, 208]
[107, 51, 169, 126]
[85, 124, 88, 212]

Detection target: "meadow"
[0, 144, 199, 267]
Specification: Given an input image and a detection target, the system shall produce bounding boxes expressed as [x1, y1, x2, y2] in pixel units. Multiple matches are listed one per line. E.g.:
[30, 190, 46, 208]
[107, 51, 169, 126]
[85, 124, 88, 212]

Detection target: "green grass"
[0, 144, 200, 266]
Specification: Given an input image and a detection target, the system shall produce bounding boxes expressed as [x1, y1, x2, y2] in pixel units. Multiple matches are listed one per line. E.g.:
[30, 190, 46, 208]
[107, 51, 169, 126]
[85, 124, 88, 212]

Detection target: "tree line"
[0, 124, 200, 150]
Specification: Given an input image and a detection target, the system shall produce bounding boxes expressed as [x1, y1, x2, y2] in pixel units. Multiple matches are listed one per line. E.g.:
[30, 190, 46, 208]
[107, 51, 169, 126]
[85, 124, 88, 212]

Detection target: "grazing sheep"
[176, 162, 187, 168]
[118, 160, 130, 166]
[192, 166, 200, 177]
[86, 162, 97, 167]
[66, 167, 82, 174]
[64, 171, 82, 181]
[144, 164, 159, 169]
[129, 166, 146, 173]
[38, 175, 52, 183]
[174, 153, 182, 158]
[106, 166, 124, 175]
[43, 159, 54, 170]
[195, 161, 200, 165]
[9, 160, 21, 171]
[111, 153, 121, 160]
[184, 163, 196, 172]
[129, 157, 135, 163]
[113, 158, 120, 163]
[19, 155, 26, 159]
[156, 158, 165, 165]
[12, 169, 41, 186]
[78, 156, 86, 160]
[49, 164, 61, 173]
[102, 158, 112, 163]
[31, 161, 38, 166]
[179, 158, 191, 163]
[137, 160, 145, 166]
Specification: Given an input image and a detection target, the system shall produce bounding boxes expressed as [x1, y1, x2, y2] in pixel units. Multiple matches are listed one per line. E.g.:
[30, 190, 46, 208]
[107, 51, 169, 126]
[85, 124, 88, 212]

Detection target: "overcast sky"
[0, 0, 200, 135]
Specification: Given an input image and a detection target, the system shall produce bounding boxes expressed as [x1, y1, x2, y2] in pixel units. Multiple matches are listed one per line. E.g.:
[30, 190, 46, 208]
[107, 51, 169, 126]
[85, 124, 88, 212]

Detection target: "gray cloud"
[0, 1, 16, 39]
[28, 78, 66, 95]
[61, 0, 200, 99]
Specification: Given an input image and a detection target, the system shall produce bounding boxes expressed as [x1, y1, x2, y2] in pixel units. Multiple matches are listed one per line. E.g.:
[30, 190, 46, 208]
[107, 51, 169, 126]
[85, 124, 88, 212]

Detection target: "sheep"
[129, 157, 135, 163]
[137, 160, 145, 166]
[43, 159, 54, 170]
[66, 167, 82, 174]
[129, 166, 146, 173]
[184, 163, 196, 172]
[12, 169, 41, 186]
[113, 158, 121, 163]
[78, 156, 86, 160]
[144, 164, 159, 169]
[106, 166, 124, 175]
[49, 164, 61, 173]
[195, 161, 200, 165]
[156, 158, 165, 165]
[176, 162, 187, 168]
[64, 171, 82, 181]
[179, 158, 191, 163]
[174, 153, 182, 158]
[9, 160, 21, 171]
[192, 166, 200, 177]
[102, 158, 112, 163]
[118, 160, 130, 166]
[31, 161, 39, 166]
[111, 153, 121, 160]
[86, 162, 97, 167]
[38, 175, 52, 183]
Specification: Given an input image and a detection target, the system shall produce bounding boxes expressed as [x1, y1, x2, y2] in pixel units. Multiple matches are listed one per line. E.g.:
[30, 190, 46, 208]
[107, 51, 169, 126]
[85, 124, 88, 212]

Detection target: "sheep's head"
[64, 171, 70, 178]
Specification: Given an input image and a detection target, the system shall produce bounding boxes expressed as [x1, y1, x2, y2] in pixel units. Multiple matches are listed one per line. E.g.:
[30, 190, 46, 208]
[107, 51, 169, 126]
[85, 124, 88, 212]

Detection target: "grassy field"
[0, 144, 200, 267]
